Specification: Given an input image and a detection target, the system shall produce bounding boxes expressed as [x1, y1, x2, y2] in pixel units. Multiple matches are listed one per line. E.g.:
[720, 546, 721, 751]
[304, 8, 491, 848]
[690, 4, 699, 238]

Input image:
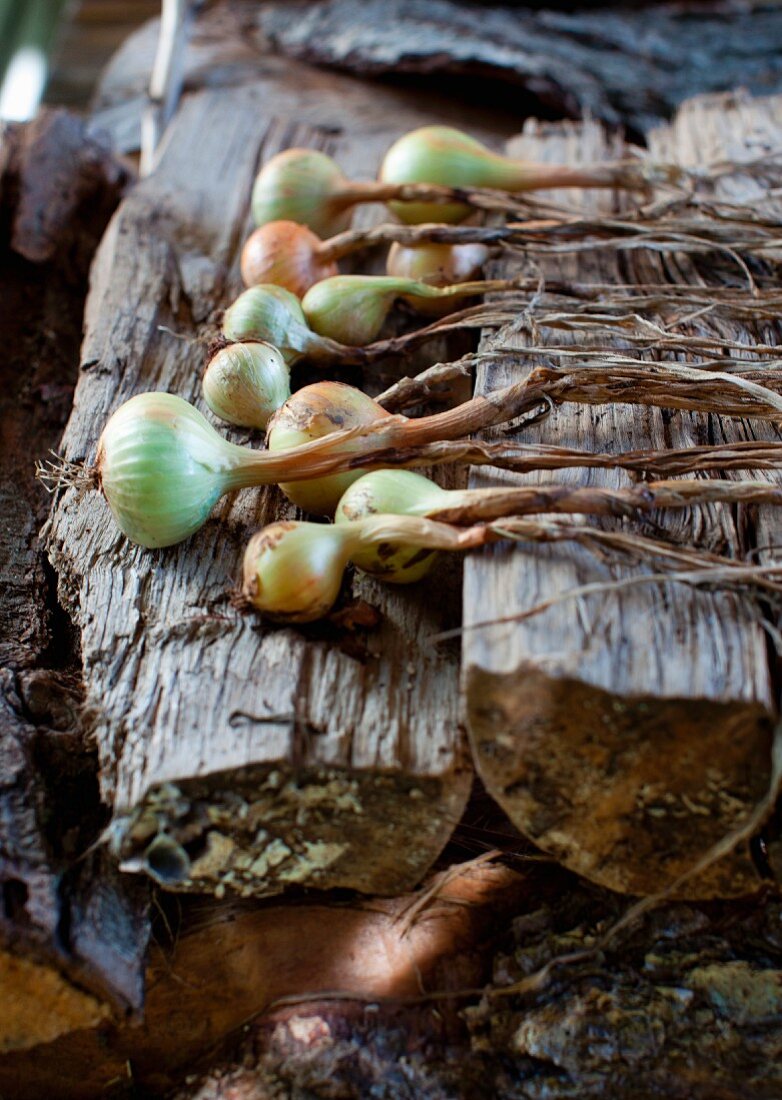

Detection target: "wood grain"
[45, 81, 484, 899]
[463, 100, 781, 899]
[88, 3, 523, 156]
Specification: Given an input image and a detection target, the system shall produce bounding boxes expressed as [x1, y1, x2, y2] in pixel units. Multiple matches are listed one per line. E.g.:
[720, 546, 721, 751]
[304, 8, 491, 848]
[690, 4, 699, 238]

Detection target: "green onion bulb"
[202, 342, 290, 430]
[242, 514, 494, 622]
[222, 285, 317, 364]
[266, 381, 391, 515]
[301, 273, 497, 346]
[242, 521, 352, 623]
[380, 125, 640, 224]
[334, 468, 449, 580]
[251, 149, 355, 237]
[96, 391, 388, 547]
[96, 392, 262, 549]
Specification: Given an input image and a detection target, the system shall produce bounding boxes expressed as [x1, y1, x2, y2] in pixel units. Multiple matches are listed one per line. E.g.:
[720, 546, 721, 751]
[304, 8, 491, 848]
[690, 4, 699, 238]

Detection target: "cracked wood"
[46, 82, 477, 899]
[463, 93, 782, 899]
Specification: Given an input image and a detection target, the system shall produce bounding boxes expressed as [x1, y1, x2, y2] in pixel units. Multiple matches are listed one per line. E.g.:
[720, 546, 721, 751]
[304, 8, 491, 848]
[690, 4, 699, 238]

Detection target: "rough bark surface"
[88, 2, 524, 156]
[0, 111, 149, 1048]
[45, 79, 493, 900]
[258, 0, 782, 132]
[462, 95, 781, 899]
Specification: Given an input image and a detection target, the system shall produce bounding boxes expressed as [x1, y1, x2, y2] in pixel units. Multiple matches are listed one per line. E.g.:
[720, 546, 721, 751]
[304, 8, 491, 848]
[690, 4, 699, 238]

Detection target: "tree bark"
[0, 110, 149, 1049]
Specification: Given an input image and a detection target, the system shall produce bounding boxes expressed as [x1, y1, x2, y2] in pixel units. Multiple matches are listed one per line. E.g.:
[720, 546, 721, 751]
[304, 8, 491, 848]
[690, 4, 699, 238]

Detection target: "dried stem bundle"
[348, 437, 782, 479]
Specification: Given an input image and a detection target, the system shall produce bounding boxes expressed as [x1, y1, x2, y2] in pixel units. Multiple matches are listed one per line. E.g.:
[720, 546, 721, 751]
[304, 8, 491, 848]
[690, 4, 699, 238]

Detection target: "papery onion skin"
[222, 284, 311, 364]
[251, 149, 353, 237]
[242, 521, 351, 622]
[203, 342, 291, 430]
[240, 221, 339, 297]
[267, 381, 391, 515]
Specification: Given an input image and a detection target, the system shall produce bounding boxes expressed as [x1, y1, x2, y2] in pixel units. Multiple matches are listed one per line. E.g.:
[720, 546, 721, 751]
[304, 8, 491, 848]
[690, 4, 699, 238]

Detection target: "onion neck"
[353, 514, 502, 554]
[498, 159, 668, 193]
[400, 277, 515, 306]
[220, 373, 542, 493]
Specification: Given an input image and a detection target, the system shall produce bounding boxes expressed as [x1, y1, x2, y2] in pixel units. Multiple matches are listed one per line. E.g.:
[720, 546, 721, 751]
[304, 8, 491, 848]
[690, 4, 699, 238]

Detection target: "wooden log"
[45, 80, 481, 899]
[158, 884, 782, 1099]
[0, 111, 149, 1047]
[258, 0, 782, 133]
[0, 858, 530, 1098]
[462, 98, 781, 899]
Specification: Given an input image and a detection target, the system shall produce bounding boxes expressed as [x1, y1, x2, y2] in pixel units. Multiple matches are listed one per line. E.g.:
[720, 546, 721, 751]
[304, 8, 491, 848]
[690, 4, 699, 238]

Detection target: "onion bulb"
[379, 125, 642, 224]
[241, 221, 339, 297]
[335, 469, 449, 580]
[251, 148, 355, 237]
[300, 273, 507, 346]
[95, 390, 385, 547]
[202, 342, 290, 430]
[266, 381, 391, 515]
[242, 515, 493, 622]
[385, 241, 490, 316]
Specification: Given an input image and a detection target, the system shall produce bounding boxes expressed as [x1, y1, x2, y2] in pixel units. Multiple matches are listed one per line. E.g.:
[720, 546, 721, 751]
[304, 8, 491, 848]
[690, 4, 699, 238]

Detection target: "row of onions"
[96, 126, 671, 621]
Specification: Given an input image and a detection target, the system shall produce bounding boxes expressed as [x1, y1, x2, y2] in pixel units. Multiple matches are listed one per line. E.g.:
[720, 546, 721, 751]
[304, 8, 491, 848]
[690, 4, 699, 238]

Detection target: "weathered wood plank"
[0, 111, 149, 1047]
[462, 101, 780, 898]
[647, 91, 782, 570]
[88, 3, 522, 156]
[46, 82, 478, 899]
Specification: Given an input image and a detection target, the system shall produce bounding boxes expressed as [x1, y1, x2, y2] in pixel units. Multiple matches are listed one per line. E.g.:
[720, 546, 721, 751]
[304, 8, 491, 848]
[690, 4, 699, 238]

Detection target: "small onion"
[243, 521, 351, 623]
[385, 241, 490, 316]
[242, 515, 493, 622]
[335, 469, 449, 581]
[202, 342, 290, 430]
[95, 390, 387, 547]
[96, 392, 257, 549]
[301, 274, 496, 346]
[251, 148, 354, 237]
[240, 221, 338, 297]
[379, 125, 634, 225]
[266, 381, 391, 515]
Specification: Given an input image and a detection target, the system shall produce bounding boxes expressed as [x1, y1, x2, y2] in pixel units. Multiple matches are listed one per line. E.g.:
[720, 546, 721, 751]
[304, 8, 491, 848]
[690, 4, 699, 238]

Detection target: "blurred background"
[0, 0, 157, 119]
